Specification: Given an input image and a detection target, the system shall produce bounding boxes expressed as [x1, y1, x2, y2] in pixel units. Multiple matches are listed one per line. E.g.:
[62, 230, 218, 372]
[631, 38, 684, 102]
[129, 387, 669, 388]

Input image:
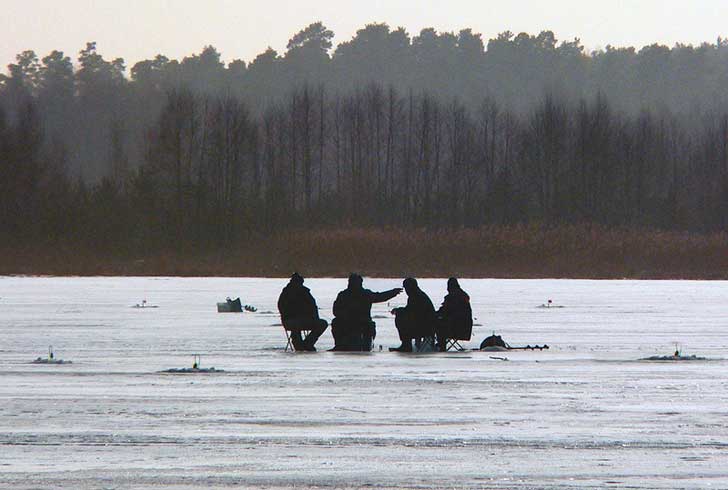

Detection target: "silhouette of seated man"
[277, 273, 328, 351]
[436, 277, 473, 351]
[391, 277, 437, 352]
[331, 274, 401, 351]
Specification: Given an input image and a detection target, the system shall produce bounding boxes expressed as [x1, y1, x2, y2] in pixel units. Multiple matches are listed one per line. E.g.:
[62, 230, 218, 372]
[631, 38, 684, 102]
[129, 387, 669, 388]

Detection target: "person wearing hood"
[436, 277, 474, 351]
[277, 273, 328, 351]
[390, 277, 437, 352]
[331, 274, 402, 351]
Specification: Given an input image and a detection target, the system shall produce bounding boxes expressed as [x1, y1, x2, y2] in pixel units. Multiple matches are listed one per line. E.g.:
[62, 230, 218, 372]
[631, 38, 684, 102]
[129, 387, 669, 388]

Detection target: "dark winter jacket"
[278, 284, 320, 324]
[397, 288, 438, 337]
[438, 288, 473, 340]
[333, 287, 399, 325]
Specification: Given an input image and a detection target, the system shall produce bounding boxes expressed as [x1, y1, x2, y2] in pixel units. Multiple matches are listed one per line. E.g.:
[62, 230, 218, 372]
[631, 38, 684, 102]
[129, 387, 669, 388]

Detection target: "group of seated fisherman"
[277, 273, 473, 352]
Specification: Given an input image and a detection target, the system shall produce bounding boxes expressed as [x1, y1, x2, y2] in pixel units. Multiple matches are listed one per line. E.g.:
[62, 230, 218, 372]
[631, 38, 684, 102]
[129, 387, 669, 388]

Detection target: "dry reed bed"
[2, 224, 727, 278]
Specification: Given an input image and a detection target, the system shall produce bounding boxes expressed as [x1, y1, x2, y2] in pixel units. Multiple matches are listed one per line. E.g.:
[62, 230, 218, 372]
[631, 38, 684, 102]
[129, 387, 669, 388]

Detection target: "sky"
[2, 0, 728, 69]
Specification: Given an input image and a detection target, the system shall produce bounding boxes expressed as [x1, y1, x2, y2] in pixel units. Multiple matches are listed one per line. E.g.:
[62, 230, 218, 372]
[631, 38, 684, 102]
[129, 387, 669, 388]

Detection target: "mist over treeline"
[2, 22, 728, 255]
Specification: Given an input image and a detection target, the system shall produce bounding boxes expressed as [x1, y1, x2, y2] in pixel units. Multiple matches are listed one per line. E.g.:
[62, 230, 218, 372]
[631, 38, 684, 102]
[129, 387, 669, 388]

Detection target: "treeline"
[3, 84, 728, 251]
[3, 23, 728, 182]
[1, 23, 728, 259]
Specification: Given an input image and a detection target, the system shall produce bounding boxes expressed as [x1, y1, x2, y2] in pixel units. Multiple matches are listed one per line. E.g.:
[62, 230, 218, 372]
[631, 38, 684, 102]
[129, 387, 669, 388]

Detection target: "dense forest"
[1, 23, 728, 276]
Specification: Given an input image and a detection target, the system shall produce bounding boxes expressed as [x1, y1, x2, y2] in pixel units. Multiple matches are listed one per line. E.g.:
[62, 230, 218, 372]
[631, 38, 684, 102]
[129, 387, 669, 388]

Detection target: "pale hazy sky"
[2, 0, 728, 69]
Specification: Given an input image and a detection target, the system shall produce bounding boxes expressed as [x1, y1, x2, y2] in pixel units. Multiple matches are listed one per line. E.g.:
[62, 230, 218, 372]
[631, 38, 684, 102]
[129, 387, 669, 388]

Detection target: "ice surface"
[1, 276, 728, 489]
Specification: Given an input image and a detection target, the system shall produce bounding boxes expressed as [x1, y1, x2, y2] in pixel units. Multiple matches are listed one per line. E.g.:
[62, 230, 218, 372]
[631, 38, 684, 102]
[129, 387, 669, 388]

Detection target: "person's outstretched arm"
[369, 288, 402, 303]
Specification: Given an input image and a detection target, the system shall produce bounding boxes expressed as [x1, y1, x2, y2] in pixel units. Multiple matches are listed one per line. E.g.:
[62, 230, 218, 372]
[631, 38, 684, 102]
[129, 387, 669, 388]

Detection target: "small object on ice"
[673, 342, 680, 357]
[336, 407, 367, 414]
[641, 346, 706, 361]
[132, 299, 158, 308]
[489, 356, 508, 361]
[641, 354, 706, 361]
[480, 333, 549, 351]
[538, 300, 564, 309]
[244, 304, 257, 312]
[641, 344, 706, 361]
[32, 357, 71, 364]
[162, 366, 223, 373]
[32, 345, 71, 364]
[480, 345, 509, 352]
[480, 332, 508, 350]
[510, 344, 549, 351]
[161, 354, 224, 373]
[217, 297, 243, 312]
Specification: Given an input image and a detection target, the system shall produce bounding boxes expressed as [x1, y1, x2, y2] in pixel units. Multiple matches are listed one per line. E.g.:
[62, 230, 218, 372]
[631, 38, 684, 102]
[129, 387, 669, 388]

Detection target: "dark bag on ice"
[480, 334, 507, 349]
[223, 297, 242, 312]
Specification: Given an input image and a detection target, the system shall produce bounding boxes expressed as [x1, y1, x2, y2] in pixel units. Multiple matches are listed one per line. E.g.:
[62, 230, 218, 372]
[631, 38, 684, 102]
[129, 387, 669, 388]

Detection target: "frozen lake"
[1, 276, 727, 489]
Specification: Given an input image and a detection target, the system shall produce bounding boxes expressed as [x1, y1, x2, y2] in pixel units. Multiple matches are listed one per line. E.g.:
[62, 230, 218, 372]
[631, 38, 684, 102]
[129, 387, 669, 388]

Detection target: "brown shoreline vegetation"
[2, 224, 728, 279]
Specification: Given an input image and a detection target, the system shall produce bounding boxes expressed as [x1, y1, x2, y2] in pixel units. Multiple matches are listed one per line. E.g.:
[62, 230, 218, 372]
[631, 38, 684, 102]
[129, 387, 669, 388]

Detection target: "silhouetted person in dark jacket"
[390, 277, 437, 352]
[277, 273, 328, 351]
[331, 274, 402, 351]
[436, 277, 474, 351]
